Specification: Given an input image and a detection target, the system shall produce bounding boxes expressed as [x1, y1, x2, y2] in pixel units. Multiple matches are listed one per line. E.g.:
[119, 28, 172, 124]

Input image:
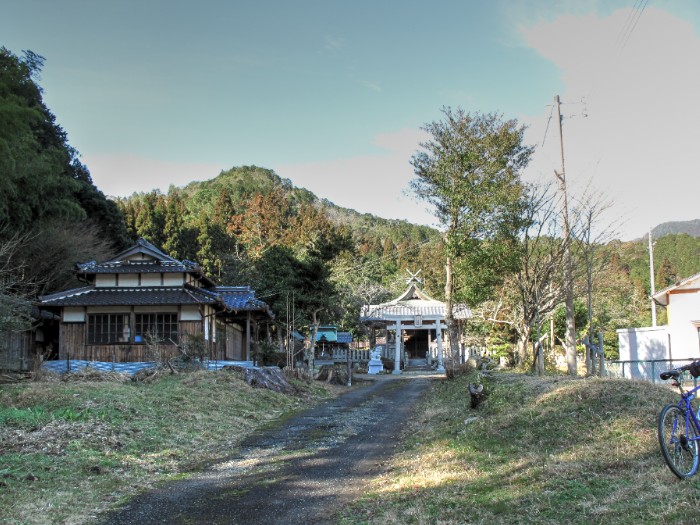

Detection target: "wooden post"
[536, 341, 545, 376]
[598, 332, 605, 376]
[246, 312, 251, 362]
[393, 321, 401, 374]
[427, 330, 433, 366]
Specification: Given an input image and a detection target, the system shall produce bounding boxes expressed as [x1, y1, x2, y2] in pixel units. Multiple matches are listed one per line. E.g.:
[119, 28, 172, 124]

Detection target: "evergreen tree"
[0, 47, 127, 249]
[410, 108, 532, 363]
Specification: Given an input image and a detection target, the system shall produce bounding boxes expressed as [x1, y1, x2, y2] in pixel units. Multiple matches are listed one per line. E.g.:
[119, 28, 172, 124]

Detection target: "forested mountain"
[649, 219, 700, 240]
[3, 44, 700, 357]
[114, 166, 443, 335]
[0, 47, 129, 302]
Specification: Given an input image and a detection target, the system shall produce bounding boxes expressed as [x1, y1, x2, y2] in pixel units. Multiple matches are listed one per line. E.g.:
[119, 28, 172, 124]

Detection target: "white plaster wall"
[95, 274, 116, 287]
[617, 326, 670, 362]
[63, 307, 86, 322]
[164, 273, 184, 286]
[141, 273, 161, 286]
[118, 274, 138, 287]
[180, 306, 201, 321]
[667, 291, 700, 359]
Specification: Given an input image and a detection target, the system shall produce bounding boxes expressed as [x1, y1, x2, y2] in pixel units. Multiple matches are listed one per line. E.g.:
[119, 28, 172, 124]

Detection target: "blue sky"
[2, 0, 699, 240]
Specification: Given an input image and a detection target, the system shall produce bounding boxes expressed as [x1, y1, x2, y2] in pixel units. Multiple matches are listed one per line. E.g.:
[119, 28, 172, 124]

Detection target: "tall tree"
[0, 47, 127, 249]
[410, 108, 533, 363]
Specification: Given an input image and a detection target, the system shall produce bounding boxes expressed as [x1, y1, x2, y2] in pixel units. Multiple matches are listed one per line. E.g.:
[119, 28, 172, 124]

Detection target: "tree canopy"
[410, 107, 533, 361]
[0, 47, 128, 298]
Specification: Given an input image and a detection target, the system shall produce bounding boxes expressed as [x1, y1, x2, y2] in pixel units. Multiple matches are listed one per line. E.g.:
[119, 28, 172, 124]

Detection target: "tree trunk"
[517, 325, 531, 366]
[309, 310, 321, 372]
[444, 254, 460, 368]
[225, 366, 295, 394]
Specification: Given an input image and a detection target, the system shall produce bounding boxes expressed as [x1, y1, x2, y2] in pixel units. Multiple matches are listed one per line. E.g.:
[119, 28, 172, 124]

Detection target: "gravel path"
[98, 373, 438, 525]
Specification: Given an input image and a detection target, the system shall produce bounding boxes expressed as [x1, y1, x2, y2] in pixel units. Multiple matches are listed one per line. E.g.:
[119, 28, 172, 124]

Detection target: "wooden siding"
[226, 324, 244, 360]
[0, 331, 34, 371]
[59, 323, 86, 360]
[55, 317, 266, 363]
[59, 320, 206, 363]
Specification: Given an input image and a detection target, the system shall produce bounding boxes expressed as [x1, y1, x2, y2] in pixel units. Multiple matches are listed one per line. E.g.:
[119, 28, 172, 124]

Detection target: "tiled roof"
[40, 284, 273, 318]
[361, 299, 471, 320]
[337, 332, 353, 344]
[75, 238, 212, 285]
[215, 286, 271, 313]
[360, 284, 471, 322]
[77, 260, 195, 274]
[39, 286, 218, 307]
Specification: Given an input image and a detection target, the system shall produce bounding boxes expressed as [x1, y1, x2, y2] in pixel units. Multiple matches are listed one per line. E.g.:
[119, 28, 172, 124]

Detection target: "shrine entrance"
[404, 329, 429, 359]
[360, 270, 472, 374]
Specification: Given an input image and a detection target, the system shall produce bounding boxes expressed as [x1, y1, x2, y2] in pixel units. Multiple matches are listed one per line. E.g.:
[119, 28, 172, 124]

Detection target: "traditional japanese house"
[39, 239, 273, 363]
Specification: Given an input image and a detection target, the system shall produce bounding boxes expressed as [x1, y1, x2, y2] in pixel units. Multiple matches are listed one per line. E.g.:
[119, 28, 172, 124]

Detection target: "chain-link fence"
[606, 358, 699, 384]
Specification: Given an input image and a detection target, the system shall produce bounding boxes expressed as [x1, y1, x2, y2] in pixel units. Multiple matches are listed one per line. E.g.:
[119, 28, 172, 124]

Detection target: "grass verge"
[338, 370, 700, 525]
[0, 369, 339, 525]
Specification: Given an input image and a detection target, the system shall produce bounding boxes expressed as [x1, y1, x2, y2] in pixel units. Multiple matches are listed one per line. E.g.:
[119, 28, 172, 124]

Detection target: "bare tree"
[19, 220, 116, 295]
[478, 183, 569, 371]
[570, 185, 619, 375]
[0, 230, 36, 335]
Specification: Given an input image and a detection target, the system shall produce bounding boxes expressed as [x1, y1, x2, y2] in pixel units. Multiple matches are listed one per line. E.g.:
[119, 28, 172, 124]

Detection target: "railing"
[606, 358, 699, 384]
[328, 348, 370, 362]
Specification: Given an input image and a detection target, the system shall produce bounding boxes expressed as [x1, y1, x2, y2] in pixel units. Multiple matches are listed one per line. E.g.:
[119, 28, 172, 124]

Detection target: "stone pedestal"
[367, 348, 384, 375]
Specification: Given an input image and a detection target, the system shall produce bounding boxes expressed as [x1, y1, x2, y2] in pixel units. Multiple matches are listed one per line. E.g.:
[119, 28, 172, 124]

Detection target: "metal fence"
[606, 358, 699, 384]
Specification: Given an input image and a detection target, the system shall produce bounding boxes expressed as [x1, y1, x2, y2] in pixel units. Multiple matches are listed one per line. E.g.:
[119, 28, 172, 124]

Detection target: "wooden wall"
[58, 320, 208, 363]
[54, 319, 266, 363]
[0, 331, 33, 371]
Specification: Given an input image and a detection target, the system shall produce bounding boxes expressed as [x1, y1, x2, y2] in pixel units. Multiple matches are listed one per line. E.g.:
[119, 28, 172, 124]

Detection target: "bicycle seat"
[660, 370, 681, 381]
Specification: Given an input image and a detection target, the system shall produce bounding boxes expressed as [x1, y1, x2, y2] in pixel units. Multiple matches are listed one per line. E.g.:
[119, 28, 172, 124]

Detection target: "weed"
[0, 369, 338, 524]
[338, 371, 692, 525]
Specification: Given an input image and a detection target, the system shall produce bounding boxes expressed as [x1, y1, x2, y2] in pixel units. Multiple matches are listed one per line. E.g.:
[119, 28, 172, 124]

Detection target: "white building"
[652, 272, 700, 359]
[616, 272, 700, 379]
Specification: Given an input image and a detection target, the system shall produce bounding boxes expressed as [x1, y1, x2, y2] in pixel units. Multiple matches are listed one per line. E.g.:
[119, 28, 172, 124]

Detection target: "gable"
[653, 272, 700, 306]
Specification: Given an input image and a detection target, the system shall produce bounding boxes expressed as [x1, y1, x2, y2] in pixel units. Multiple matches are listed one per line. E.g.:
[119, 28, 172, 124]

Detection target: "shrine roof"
[360, 284, 471, 322]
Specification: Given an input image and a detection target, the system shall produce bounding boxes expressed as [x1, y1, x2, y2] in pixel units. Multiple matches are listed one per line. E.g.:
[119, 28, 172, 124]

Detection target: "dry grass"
[338, 371, 700, 525]
[0, 369, 338, 525]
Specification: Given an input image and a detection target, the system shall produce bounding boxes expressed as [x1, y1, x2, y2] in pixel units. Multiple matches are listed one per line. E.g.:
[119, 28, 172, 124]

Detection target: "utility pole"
[648, 227, 657, 327]
[554, 95, 577, 376]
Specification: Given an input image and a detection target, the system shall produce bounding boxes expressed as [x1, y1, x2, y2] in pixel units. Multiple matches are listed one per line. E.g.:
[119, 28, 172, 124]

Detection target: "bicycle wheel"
[658, 404, 700, 479]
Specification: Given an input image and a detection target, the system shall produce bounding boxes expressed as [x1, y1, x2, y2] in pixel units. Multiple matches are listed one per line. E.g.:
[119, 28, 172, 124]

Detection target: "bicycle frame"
[672, 379, 700, 444]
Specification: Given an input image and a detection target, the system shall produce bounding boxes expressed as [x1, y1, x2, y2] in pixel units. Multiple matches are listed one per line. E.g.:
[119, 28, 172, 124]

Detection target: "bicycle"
[658, 361, 700, 479]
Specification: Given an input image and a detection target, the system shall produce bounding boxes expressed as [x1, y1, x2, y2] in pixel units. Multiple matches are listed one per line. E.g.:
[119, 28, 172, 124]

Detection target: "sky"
[2, 0, 699, 241]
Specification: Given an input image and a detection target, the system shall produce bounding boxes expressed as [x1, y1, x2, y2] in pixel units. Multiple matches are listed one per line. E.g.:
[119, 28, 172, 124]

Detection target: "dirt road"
[98, 374, 437, 525]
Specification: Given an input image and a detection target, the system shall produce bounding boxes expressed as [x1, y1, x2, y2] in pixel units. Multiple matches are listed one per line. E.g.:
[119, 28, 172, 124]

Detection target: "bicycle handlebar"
[660, 361, 699, 381]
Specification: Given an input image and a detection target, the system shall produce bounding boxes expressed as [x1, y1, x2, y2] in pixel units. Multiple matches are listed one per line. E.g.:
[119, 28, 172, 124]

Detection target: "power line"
[617, 0, 648, 51]
[541, 103, 555, 147]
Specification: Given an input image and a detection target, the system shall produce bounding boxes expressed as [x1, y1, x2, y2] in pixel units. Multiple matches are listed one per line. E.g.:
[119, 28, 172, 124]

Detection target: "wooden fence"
[0, 331, 33, 371]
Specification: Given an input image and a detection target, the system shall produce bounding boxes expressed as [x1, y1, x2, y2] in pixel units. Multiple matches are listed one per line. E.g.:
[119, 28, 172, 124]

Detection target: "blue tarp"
[41, 360, 255, 376]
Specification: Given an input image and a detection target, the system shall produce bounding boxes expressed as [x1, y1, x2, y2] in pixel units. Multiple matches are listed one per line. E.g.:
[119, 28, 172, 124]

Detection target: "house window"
[87, 314, 130, 344]
[135, 313, 178, 344]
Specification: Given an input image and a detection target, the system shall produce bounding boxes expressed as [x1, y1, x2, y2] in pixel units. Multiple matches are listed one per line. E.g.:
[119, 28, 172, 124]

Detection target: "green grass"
[0, 369, 338, 525]
[5, 369, 697, 525]
[337, 370, 700, 525]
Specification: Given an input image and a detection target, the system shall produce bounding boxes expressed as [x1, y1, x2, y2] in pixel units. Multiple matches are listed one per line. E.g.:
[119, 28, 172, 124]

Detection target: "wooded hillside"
[113, 165, 443, 337]
[3, 45, 700, 359]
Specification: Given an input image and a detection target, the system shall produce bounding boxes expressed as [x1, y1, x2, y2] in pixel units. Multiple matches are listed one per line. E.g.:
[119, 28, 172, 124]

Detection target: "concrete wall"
[666, 292, 700, 360]
[617, 326, 670, 361]
[616, 326, 670, 380]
